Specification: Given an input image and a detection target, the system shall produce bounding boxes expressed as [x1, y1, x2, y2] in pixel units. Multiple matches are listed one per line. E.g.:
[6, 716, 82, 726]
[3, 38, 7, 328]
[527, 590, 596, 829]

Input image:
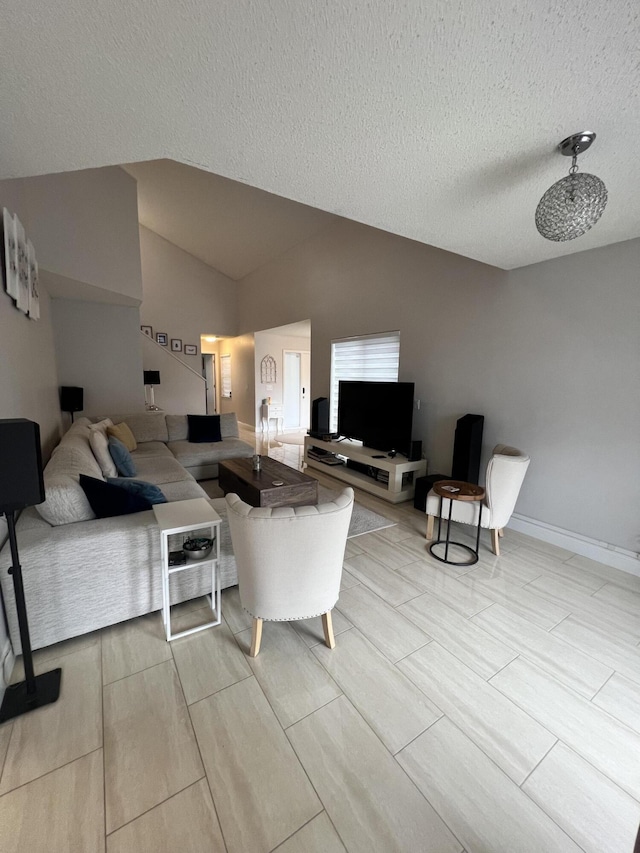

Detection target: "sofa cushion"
[108, 436, 137, 477]
[80, 475, 152, 517]
[107, 422, 137, 451]
[90, 430, 118, 478]
[133, 456, 195, 485]
[36, 474, 96, 526]
[130, 441, 174, 460]
[108, 413, 169, 443]
[167, 437, 254, 469]
[187, 414, 222, 443]
[157, 479, 209, 502]
[166, 415, 188, 442]
[107, 478, 167, 505]
[220, 412, 240, 439]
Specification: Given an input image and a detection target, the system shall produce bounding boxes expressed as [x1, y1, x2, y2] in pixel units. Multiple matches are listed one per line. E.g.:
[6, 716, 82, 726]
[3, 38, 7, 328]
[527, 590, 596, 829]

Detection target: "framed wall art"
[27, 238, 39, 320]
[15, 217, 29, 314]
[184, 344, 197, 356]
[141, 325, 153, 337]
[171, 338, 183, 352]
[2, 208, 19, 301]
[156, 332, 168, 346]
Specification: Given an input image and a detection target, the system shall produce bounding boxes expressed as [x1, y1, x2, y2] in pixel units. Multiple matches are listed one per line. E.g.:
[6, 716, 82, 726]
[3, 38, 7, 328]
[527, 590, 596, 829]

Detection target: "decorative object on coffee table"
[219, 456, 317, 508]
[226, 487, 354, 656]
[153, 498, 222, 641]
[0, 419, 62, 722]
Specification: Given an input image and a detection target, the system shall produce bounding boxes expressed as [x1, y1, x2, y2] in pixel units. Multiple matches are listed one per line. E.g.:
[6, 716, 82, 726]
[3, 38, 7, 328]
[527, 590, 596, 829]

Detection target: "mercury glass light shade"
[535, 132, 608, 242]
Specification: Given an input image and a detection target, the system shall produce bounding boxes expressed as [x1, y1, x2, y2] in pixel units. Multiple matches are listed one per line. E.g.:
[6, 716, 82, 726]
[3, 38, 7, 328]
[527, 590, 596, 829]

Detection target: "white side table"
[153, 498, 222, 641]
[261, 402, 284, 433]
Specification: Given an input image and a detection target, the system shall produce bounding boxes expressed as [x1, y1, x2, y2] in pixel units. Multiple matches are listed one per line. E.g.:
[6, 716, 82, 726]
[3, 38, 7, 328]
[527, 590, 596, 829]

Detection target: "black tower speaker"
[0, 419, 61, 723]
[451, 414, 484, 485]
[0, 419, 45, 511]
[311, 397, 330, 435]
[60, 386, 84, 414]
[408, 440, 422, 462]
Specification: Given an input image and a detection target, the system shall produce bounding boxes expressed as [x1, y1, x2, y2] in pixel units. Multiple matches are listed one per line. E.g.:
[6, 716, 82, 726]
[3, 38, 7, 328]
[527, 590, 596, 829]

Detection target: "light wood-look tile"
[458, 570, 570, 629]
[398, 642, 556, 783]
[171, 611, 251, 704]
[104, 660, 204, 833]
[522, 742, 640, 853]
[106, 778, 225, 853]
[564, 554, 640, 594]
[373, 522, 415, 543]
[593, 581, 640, 617]
[519, 551, 607, 593]
[274, 812, 346, 853]
[551, 615, 640, 685]
[0, 749, 104, 853]
[504, 529, 575, 561]
[593, 672, 640, 734]
[287, 696, 462, 853]
[344, 552, 424, 606]
[527, 575, 640, 642]
[237, 621, 341, 728]
[313, 629, 441, 753]
[397, 717, 581, 852]
[336, 584, 430, 662]
[339, 568, 360, 590]
[101, 611, 172, 685]
[463, 550, 544, 586]
[12, 629, 101, 680]
[220, 585, 253, 634]
[343, 538, 364, 560]
[490, 657, 640, 800]
[396, 561, 494, 616]
[0, 723, 12, 779]
[292, 609, 352, 648]
[190, 676, 321, 853]
[398, 593, 517, 679]
[472, 603, 613, 698]
[354, 531, 418, 570]
[395, 536, 474, 576]
[1, 644, 102, 794]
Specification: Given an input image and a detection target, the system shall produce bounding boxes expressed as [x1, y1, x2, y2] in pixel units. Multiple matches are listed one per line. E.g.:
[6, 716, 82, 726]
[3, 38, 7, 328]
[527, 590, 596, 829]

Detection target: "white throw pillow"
[89, 417, 113, 436]
[89, 429, 117, 478]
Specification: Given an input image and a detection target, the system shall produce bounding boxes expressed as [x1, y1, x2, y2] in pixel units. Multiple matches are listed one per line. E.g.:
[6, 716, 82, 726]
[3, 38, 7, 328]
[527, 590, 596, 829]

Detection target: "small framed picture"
[184, 344, 198, 356]
[156, 332, 168, 346]
[141, 325, 153, 337]
[171, 338, 183, 352]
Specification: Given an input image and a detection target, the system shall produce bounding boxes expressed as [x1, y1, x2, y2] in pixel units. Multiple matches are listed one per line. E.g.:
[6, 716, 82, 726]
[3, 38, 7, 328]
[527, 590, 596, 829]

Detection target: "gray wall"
[238, 218, 640, 553]
[139, 226, 237, 366]
[218, 333, 256, 427]
[52, 299, 145, 415]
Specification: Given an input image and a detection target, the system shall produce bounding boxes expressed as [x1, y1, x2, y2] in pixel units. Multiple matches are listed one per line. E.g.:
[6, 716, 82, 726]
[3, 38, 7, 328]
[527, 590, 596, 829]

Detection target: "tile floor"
[1, 429, 640, 851]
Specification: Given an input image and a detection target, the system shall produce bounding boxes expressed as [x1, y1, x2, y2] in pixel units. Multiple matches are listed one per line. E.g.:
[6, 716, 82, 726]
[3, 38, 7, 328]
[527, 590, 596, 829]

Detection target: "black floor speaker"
[311, 397, 329, 436]
[451, 414, 484, 485]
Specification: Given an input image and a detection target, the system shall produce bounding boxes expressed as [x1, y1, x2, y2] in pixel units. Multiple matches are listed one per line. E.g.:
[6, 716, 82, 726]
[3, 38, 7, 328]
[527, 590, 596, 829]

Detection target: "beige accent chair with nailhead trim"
[225, 488, 354, 656]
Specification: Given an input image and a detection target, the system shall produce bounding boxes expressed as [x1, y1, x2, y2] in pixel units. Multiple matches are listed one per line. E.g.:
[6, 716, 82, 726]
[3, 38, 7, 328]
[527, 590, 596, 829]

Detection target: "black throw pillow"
[79, 474, 152, 518]
[187, 414, 222, 443]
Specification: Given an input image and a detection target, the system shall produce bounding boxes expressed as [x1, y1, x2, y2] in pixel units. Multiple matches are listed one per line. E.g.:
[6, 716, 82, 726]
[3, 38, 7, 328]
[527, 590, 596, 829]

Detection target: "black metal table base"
[0, 668, 62, 723]
[428, 494, 483, 566]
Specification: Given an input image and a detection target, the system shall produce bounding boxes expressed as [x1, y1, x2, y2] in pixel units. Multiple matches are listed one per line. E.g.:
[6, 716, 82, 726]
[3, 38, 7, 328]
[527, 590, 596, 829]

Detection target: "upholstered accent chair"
[425, 445, 530, 556]
[225, 487, 354, 656]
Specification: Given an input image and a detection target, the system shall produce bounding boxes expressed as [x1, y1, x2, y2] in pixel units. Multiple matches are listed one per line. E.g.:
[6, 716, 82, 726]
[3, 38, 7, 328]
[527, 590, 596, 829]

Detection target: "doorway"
[202, 354, 217, 414]
[283, 350, 310, 430]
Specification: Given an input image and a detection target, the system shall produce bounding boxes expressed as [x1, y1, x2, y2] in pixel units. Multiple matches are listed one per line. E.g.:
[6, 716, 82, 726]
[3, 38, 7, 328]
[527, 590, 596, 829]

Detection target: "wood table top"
[219, 456, 315, 488]
[432, 480, 486, 502]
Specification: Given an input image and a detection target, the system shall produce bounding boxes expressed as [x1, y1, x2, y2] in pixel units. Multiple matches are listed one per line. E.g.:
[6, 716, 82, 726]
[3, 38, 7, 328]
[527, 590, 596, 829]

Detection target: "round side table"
[429, 480, 486, 566]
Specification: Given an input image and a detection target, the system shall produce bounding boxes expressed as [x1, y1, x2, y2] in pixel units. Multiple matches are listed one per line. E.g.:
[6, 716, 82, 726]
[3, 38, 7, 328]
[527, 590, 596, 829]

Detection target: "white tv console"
[303, 436, 427, 504]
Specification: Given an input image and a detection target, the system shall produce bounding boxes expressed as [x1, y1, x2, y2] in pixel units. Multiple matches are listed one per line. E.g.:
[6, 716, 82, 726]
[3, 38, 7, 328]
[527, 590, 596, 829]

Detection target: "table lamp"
[144, 370, 161, 410]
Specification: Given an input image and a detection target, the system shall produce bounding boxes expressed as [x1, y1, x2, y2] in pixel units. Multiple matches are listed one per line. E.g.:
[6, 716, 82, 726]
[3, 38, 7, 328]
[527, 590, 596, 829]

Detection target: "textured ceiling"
[1, 1, 639, 269]
[124, 160, 335, 280]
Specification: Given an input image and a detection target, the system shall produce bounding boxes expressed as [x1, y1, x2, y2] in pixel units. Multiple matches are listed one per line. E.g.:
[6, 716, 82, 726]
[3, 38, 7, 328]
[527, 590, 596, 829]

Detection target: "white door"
[283, 351, 301, 429]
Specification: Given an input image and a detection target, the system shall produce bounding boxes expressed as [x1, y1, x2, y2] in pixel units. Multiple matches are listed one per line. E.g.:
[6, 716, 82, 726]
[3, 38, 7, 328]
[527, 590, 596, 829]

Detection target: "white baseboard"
[508, 513, 640, 577]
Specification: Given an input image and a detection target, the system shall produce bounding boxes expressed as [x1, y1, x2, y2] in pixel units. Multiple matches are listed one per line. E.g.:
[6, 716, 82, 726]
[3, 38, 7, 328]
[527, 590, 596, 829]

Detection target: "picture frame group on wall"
[184, 344, 198, 356]
[156, 332, 168, 346]
[141, 325, 153, 337]
[171, 339, 182, 352]
[2, 207, 39, 320]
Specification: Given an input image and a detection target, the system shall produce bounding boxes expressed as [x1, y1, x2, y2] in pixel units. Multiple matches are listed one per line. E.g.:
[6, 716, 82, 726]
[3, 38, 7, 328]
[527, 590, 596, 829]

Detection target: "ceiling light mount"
[535, 130, 607, 243]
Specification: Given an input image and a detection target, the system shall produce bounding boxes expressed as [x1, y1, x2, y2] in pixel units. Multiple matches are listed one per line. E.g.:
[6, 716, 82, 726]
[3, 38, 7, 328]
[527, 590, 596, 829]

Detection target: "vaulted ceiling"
[2, 1, 638, 270]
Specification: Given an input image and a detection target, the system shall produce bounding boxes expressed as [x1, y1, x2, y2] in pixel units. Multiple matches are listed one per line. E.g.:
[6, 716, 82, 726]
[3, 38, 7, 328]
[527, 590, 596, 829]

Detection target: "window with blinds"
[220, 354, 232, 398]
[330, 331, 400, 431]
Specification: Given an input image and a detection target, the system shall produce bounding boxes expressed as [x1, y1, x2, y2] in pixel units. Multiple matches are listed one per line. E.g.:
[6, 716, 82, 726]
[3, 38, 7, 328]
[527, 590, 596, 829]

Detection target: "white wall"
[2, 166, 142, 302]
[254, 330, 311, 427]
[218, 334, 256, 427]
[139, 226, 237, 367]
[52, 299, 145, 415]
[238, 219, 640, 554]
[142, 334, 206, 414]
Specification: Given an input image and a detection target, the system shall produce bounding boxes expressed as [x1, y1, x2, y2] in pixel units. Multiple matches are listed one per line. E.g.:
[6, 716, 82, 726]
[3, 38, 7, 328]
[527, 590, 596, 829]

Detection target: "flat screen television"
[338, 380, 414, 454]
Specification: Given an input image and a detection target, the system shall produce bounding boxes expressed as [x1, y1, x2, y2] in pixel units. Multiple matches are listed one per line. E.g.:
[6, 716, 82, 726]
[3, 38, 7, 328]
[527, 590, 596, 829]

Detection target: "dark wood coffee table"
[218, 456, 318, 508]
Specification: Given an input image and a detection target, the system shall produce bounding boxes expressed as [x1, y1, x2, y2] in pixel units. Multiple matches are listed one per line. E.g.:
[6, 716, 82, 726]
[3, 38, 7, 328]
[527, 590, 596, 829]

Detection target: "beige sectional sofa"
[0, 412, 254, 652]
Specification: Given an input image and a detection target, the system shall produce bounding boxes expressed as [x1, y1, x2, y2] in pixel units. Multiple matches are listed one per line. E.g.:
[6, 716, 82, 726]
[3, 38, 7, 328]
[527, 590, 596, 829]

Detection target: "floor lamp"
[0, 419, 61, 723]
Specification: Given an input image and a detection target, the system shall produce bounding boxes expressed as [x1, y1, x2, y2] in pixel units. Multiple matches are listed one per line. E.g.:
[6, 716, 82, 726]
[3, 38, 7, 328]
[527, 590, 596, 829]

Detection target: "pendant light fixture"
[535, 131, 608, 242]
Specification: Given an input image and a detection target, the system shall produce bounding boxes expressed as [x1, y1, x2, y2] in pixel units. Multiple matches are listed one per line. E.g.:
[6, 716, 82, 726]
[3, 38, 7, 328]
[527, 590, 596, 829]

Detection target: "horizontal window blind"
[220, 354, 232, 398]
[330, 331, 400, 431]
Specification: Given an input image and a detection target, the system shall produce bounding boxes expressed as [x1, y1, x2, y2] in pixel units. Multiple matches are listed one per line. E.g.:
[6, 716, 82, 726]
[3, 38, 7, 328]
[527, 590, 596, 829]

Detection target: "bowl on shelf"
[183, 537, 213, 560]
